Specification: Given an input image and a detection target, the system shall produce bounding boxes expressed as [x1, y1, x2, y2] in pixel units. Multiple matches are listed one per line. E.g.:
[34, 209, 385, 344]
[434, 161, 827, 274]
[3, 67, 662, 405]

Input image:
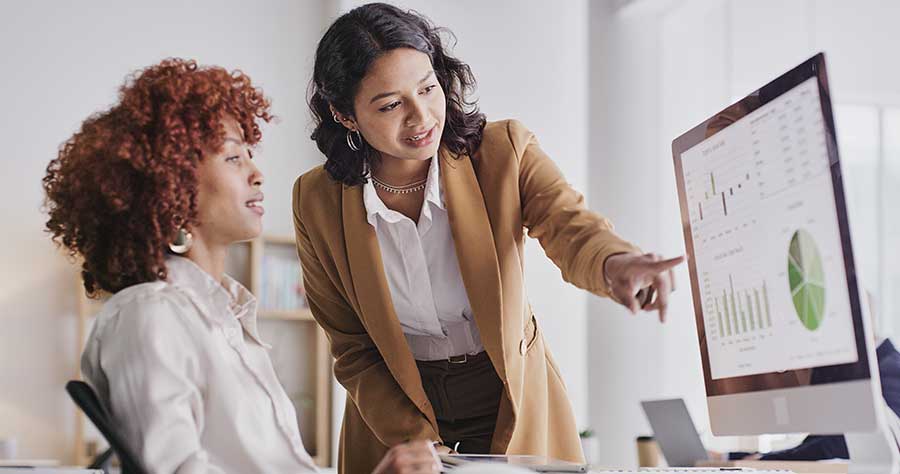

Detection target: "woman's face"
[350, 47, 446, 163]
[193, 117, 264, 246]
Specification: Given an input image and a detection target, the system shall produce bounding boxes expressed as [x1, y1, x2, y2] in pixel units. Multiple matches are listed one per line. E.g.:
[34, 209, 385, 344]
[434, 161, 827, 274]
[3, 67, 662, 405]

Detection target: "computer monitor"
[671, 53, 885, 436]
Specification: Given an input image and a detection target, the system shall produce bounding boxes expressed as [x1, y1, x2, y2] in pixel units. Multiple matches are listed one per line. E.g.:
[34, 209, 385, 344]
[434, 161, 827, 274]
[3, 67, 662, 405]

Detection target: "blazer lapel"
[439, 149, 507, 380]
[341, 183, 436, 423]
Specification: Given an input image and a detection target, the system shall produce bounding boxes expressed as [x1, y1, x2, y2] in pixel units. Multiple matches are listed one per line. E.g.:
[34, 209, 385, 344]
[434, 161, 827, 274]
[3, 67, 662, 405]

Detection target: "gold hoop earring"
[168, 228, 193, 254]
[346, 129, 362, 152]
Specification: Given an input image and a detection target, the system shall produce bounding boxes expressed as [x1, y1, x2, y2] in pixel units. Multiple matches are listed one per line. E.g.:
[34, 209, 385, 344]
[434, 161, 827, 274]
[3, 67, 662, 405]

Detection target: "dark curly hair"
[42, 58, 272, 297]
[309, 2, 486, 186]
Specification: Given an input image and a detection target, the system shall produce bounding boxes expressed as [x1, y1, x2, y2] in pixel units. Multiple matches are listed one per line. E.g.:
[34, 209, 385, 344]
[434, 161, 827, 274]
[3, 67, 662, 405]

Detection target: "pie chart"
[788, 229, 826, 331]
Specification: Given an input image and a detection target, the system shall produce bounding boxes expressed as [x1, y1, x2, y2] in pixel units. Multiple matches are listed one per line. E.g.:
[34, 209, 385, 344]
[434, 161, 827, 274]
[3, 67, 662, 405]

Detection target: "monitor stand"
[846, 396, 900, 474]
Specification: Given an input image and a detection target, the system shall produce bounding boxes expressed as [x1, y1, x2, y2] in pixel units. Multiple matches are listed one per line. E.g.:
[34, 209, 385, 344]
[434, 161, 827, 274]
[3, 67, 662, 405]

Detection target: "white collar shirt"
[362, 156, 484, 360]
[81, 256, 318, 474]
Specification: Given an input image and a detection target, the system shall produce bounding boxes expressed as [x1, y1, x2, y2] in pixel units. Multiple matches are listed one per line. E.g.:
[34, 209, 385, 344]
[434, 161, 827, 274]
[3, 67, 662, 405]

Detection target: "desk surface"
[0, 459, 60, 467]
[696, 459, 849, 474]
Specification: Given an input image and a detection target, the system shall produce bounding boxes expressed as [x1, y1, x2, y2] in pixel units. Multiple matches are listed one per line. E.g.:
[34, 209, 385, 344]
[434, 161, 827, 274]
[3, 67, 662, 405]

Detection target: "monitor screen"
[673, 53, 872, 398]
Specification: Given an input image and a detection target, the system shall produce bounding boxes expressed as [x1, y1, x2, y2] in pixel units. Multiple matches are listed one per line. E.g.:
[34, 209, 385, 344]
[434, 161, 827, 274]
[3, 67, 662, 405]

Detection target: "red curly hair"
[43, 58, 272, 297]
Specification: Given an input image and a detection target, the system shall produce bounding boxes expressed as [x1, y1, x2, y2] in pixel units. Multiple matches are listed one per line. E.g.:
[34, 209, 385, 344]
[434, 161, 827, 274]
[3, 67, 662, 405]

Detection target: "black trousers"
[415, 351, 505, 454]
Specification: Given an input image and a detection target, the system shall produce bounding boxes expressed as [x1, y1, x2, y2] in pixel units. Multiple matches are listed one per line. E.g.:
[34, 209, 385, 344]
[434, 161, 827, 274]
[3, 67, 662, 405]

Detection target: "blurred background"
[1, 0, 898, 468]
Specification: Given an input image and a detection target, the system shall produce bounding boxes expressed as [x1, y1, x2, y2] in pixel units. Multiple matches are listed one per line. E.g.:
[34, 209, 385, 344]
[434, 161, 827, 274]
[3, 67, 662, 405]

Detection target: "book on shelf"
[259, 254, 307, 312]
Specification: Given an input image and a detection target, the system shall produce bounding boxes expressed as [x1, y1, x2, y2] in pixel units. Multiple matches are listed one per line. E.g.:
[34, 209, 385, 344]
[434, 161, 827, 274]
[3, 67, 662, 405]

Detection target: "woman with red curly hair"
[43, 58, 441, 474]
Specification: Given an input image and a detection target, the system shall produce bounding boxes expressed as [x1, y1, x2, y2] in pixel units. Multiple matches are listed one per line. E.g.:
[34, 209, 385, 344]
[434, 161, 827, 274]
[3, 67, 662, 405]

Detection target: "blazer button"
[519, 339, 527, 356]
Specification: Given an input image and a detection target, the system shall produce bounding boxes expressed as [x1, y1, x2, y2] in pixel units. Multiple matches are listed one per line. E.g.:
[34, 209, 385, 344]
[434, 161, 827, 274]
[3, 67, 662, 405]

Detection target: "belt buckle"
[448, 353, 468, 364]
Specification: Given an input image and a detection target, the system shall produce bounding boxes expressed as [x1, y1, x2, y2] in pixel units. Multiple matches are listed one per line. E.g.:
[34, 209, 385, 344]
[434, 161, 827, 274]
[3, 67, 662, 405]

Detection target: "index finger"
[648, 255, 685, 272]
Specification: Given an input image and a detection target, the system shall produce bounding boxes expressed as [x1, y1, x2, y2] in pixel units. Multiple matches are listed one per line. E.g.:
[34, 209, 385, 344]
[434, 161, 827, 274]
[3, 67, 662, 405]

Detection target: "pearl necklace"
[371, 175, 427, 194]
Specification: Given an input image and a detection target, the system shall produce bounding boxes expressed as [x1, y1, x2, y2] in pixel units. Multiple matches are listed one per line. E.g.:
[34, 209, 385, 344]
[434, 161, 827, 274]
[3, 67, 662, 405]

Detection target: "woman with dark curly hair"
[44, 58, 440, 474]
[294, 3, 684, 473]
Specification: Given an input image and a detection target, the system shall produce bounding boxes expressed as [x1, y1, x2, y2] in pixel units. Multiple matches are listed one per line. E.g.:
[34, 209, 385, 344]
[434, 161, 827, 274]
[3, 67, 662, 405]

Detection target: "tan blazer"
[292, 120, 639, 474]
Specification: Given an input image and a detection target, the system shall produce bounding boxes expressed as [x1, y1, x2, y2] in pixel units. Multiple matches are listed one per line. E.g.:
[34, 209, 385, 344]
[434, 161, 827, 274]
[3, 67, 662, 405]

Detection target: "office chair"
[65, 380, 148, 474]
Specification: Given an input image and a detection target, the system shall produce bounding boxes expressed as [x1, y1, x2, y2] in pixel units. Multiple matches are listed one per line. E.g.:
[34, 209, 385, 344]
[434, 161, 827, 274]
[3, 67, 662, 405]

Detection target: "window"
[834, 104, 900, 340]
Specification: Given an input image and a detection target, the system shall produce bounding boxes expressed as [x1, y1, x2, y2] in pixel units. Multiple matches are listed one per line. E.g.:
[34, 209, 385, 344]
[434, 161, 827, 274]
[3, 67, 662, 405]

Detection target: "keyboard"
[590, 469, 794, 474]
[443, 463, 795, 474]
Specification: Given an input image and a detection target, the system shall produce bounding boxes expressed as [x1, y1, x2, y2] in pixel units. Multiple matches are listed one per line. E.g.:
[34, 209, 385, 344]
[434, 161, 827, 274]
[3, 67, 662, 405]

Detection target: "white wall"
[588, 0, 900, 467]
[588, 1, 695, 466]
[0, 0, 327, 462]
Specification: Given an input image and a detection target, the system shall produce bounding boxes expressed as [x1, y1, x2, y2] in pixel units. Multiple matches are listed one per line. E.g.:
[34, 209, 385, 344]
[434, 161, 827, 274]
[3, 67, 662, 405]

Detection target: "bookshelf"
[74, 235, 333, 467]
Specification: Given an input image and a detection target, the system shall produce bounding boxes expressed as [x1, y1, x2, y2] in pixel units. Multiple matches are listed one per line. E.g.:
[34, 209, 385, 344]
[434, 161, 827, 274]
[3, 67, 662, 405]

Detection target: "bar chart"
[708, 275, 773, 338]
[698, 170, 752, 220]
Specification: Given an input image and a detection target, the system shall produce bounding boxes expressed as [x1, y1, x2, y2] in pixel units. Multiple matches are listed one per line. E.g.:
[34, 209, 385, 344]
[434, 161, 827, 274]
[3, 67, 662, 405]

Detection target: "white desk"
[696, 459, 849, 474]
[0, 469, 102, 473]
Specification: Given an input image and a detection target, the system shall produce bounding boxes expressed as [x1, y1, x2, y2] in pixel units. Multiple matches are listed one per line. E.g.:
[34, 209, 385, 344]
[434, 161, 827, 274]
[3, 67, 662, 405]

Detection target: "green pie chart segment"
[788, 229, 826, 331]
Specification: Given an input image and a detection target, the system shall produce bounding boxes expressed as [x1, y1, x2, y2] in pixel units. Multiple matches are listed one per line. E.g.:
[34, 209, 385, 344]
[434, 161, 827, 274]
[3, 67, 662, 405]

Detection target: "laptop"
[641, 398, 709, 467]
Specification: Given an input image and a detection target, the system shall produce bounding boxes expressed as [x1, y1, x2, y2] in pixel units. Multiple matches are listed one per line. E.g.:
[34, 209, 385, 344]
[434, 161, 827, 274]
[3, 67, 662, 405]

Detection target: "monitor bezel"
[672, 52, 872, 397]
